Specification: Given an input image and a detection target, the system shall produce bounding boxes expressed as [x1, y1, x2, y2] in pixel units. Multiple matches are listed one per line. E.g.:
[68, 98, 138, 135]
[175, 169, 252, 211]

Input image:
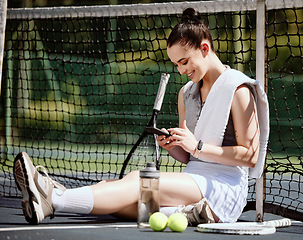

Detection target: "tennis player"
[14, 8, 268, 225]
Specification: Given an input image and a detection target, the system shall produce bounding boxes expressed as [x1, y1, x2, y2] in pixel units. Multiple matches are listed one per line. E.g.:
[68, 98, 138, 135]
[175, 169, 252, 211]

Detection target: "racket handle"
[153, 73, 170, 111]
[266, 218, 291, 227]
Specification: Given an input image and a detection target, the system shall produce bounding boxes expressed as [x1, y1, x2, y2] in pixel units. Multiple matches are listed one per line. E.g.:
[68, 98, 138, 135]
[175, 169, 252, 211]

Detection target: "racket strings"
[125, 134, 158, 174]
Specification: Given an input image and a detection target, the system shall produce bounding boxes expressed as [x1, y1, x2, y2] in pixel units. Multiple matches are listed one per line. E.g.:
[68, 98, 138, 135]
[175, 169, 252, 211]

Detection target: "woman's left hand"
[168, 120, 198, 155]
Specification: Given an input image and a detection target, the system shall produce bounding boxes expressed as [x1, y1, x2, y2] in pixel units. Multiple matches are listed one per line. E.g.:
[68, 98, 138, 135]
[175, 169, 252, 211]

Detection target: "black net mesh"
[0, 1, 302, 220]
[264, 7, 303, 219]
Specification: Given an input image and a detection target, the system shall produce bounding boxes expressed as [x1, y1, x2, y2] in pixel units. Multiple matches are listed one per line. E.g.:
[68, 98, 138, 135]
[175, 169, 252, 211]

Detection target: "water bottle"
[137, 162, 160, 228]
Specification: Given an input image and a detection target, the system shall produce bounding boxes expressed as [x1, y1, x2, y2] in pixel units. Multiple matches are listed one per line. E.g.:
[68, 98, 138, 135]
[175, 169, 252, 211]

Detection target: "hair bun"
[182, 8, 201, 23]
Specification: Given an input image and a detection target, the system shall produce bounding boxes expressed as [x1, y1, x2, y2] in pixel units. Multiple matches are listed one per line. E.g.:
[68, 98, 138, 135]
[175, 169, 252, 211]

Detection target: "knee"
[122, 171, 140, 197]
[124, 170, 140, 181]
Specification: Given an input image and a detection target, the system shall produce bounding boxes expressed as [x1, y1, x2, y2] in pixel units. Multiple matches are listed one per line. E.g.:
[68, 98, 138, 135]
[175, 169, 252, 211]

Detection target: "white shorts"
[184, 161, 248, 223]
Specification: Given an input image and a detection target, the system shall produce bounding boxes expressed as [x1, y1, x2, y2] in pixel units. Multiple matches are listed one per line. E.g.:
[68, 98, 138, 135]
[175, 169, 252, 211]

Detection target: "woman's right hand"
[156, 129, 175, 151]
[156, 128, 190, 164]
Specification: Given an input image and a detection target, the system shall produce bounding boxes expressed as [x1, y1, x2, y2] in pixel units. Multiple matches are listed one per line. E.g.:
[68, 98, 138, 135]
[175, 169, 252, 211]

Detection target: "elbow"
[247, 148, 259, 168]
[248, 160, 257, 168]
[169, 146, 190, 164]
[248, 150, 258, 168]
[177, 152, 190, 164]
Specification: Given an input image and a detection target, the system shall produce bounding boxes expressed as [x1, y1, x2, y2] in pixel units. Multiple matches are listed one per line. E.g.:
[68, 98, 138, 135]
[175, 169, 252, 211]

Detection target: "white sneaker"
[179, 198, 215, 226]
[13, 152, 66, 224]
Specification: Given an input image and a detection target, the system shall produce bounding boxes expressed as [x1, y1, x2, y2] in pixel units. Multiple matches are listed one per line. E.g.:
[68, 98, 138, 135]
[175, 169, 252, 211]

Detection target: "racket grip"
[267, 218, 291, 227]
[153, 73, 170, 111]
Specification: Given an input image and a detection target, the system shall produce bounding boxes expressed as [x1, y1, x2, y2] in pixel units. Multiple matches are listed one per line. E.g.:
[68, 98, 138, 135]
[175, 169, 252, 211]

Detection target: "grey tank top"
[183, 81, 238, 147]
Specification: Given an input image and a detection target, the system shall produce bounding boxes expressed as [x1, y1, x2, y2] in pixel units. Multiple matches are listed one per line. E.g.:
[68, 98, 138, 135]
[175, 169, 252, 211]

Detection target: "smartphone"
[145, 126, 171, 137]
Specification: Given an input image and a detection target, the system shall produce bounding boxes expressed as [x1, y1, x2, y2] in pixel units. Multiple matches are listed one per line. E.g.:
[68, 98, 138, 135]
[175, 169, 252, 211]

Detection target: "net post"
[0, 0, 7, 96]
[255, 176, 264, 222]
[255, 0, 266, 222]
[256, 0, 265, 88]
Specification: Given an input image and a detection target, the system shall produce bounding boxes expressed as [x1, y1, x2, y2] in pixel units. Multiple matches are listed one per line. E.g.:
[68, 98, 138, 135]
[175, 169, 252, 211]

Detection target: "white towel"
[193, 68, 269, 178]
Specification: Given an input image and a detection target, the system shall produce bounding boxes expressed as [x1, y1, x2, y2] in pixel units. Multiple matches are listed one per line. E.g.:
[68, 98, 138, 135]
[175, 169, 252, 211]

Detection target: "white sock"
[52, 186, 94, 214]
[160, 207, 178, 217]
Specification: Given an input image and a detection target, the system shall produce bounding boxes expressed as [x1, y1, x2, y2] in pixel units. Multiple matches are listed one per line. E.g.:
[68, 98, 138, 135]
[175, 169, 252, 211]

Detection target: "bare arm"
[157, 86, 190, 164]
[167, 85, 260, 168]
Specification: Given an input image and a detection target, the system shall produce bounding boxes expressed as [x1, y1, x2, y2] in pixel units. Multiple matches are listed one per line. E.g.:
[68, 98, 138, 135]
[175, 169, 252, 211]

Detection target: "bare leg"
[159, 172, 203, 206]
[89, 171, 203, 218]
[89, 171, 140, 215]
[111, 203, 138, 220]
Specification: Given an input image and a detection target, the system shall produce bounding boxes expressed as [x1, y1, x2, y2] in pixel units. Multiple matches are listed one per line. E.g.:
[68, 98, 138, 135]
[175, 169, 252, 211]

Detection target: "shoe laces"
[178, 204, 195, 214]
[177, 205, 186, 213]
[36, 165, 66, 192]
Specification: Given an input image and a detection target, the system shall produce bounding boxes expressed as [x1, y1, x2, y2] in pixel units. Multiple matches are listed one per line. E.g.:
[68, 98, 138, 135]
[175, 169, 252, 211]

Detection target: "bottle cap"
[140, 162, 160, 178]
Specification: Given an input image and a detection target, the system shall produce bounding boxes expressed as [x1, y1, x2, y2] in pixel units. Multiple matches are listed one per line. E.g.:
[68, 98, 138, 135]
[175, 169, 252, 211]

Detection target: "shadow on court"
[0, 196, 302, 240]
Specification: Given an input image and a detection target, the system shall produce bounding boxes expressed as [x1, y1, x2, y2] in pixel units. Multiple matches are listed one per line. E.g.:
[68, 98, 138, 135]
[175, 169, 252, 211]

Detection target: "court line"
[0, 224, 138, 232]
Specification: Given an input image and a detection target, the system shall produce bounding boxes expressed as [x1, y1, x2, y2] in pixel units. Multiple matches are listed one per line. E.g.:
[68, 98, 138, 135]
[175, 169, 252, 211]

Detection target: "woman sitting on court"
[14, 8, 268, 225]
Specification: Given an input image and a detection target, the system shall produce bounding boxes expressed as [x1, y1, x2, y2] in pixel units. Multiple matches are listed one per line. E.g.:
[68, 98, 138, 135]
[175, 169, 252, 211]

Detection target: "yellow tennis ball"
[149, 212, 168, 231]
[168, 213, 188, 232]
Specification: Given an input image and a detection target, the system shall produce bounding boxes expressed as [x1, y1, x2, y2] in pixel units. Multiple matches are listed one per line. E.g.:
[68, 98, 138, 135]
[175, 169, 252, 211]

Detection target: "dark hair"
[167, 8, 214, 51]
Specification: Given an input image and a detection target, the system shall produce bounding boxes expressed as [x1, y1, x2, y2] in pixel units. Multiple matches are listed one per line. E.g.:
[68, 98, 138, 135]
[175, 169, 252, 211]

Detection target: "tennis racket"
[119, 73, 170, 179]
[197, 218, 291, 235]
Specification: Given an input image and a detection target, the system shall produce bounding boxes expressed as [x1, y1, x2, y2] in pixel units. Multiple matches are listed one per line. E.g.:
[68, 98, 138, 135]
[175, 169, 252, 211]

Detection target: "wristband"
[193, 140, 203, 158]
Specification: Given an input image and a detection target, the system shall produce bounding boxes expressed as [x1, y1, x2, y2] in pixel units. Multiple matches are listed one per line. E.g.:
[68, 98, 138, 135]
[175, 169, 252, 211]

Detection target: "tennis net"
[0, 0, 302, 220]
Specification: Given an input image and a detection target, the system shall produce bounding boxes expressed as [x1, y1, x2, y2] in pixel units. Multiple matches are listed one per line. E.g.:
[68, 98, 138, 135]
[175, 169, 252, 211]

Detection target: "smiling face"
[167, 43, 209, 83]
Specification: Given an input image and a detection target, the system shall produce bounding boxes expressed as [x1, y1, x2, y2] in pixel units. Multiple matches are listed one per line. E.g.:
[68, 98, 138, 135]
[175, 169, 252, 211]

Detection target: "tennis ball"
[149, 212, 168, 231]
[168, 213, 188, 232]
